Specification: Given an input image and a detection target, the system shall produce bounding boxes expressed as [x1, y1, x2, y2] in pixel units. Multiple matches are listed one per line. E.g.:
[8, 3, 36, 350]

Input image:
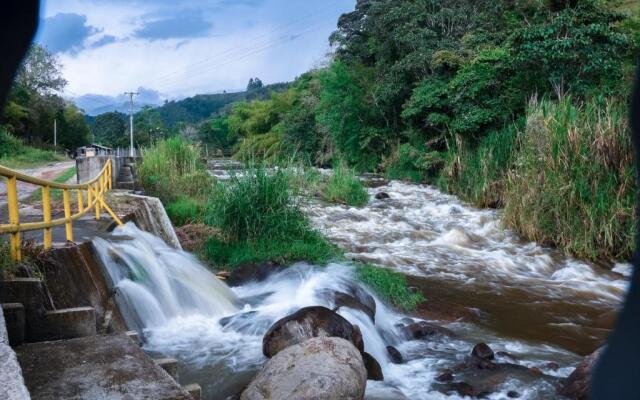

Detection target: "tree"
[92, 112, 127, 147]
[58, 104, 90, 149]
[15, 44, 67, 95]
[247, 77, 264, 91]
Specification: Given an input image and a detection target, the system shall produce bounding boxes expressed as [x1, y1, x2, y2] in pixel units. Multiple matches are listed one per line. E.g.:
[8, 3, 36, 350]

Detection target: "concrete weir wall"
[0, 192, 194, 399]
[76, 155, 135, 185]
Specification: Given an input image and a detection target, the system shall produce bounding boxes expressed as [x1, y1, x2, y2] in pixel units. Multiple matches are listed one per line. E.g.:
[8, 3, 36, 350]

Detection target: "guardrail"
[0, 159, 124, 261]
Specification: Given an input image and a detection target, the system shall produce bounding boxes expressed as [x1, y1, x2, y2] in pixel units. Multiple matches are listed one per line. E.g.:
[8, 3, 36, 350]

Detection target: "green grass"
[204, 164, 339, 267]
[205, 234, 337, 267]
[355, 263, 424, 311]
[321, 161, 369, 206]
[166, 197, 202, 226]
[28, 166, 77, 202]
[502, 97, 635, 260]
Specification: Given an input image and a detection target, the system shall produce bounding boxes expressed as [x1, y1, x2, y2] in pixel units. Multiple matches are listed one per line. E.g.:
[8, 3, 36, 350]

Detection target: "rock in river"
[362, 351, 384, 381]
[558, 347, 603, 400]
[226, 261, 285, 286]
[402, 321, 456, 340]
[262, 306, 360, 357]
[241, 337, 367, 400]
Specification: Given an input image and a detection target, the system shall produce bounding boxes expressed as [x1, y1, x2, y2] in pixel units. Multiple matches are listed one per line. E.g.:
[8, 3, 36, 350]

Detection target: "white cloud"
[38, 0, 355, 99]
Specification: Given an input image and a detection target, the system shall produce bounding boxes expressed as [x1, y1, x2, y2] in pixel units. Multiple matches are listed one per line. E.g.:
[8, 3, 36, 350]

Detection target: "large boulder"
[241, 337, 367, 400]
[558, 347, 604, 400]
[263, 306, 359, 358]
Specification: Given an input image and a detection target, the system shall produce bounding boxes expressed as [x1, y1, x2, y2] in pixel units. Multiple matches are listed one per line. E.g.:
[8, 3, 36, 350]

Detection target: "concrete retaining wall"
[0, 305, 31, 400]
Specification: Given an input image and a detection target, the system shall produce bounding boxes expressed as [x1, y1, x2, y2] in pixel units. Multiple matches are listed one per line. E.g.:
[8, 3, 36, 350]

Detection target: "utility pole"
[124, 91, 139, 157]
[53, 118, 57, 153]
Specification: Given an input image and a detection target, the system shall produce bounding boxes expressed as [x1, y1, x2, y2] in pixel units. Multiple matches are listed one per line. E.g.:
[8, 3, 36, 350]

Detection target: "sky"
[35, 0, 355, 104]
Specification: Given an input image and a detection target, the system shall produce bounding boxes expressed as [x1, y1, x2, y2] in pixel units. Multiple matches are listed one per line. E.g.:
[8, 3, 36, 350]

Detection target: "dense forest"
[198, 0, 639, 261]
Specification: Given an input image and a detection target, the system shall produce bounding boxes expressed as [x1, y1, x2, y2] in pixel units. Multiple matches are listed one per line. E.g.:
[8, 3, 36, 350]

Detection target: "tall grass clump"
[138, 137, 214, 205]
[204, 166, 337, 267]
[503, 97, 636, 260]
[321, 161, 369, 206]
[437, 122, 521, 208]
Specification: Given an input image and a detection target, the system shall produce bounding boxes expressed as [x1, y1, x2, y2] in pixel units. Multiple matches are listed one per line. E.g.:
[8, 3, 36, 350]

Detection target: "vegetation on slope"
[0, 129, 65, 168]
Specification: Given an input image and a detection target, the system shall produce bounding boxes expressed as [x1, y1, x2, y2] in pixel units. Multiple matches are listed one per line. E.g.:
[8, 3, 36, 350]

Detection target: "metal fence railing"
[0, 159, 123, 261]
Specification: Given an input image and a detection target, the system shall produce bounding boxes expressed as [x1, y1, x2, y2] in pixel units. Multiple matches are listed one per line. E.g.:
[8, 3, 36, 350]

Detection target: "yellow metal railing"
[0, 159, 124, 261]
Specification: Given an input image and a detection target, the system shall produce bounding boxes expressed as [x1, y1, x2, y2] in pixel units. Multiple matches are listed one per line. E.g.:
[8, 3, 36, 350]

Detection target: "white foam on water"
[308, 180, 631, 306]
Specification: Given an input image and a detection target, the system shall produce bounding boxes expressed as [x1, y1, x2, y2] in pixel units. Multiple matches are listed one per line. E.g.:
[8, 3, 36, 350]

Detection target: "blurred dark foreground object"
[590, 67, 640, 400]
[0, 1, 40, 106]
[0, 0, 640, 399]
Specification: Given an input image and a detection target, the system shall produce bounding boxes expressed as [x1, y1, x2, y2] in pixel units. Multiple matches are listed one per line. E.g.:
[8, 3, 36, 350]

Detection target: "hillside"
[152, 82, 290, 128]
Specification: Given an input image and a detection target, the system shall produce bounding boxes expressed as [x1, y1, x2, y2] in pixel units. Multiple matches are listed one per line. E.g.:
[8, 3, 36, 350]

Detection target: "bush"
[166, 197, 202, 227]
[356, 264, 424, 311]
[503, 97, 635, 260]
[321, 162, 369, 206]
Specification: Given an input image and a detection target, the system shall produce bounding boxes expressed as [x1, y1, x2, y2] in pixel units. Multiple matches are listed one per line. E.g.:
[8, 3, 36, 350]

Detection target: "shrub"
[384, 143, 426, 182]
[503, 97, 636, 260]
[356, 264, 424, 311]
[321, 162, 369, 206]
[166, 197, 202, 227]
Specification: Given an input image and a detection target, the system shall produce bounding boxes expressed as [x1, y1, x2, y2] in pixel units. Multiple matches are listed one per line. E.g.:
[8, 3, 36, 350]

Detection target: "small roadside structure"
[75, 144, 112, 159]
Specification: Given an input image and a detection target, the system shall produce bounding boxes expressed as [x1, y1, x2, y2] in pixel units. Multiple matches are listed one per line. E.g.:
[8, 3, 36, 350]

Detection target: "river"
[91, 162, 631, 399]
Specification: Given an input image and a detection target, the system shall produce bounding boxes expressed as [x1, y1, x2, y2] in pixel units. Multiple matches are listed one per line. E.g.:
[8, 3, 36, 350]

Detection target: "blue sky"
[35, 0, 355, 102]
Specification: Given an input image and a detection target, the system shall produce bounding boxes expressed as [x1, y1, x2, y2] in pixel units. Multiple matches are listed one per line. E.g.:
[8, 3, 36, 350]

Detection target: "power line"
[151, 0, 344, 85]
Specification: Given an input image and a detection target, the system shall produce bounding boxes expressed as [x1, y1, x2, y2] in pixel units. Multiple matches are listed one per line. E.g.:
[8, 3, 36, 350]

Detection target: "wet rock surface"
[375, 192, 390, 200]
[435, 343, 560, 398]
[226, 262, 286, 287]
[558, 347, 603, 400]
[262, 306, 361, 358]
[242, 337, 367, 400]
[386, 345, 404, 364]
[331, 290, 375, 322]
[402, 321, 456, 340]
[362, 351, 384, 381]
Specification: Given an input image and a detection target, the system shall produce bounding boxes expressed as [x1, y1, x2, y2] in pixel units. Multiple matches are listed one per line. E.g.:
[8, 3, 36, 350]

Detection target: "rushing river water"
[92, 161, 632, 399]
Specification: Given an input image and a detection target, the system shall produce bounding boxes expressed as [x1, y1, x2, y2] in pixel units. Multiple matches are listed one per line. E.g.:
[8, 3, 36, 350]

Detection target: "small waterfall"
[93, 223, 238, 331]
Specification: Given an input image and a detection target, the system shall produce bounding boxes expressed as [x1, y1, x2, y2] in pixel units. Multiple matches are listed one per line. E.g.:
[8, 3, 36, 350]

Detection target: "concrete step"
[155, 357, 179, 381]
[183, 383, 201, 400]
[41, 307, 96, 341]
[16, 334, 193, 400]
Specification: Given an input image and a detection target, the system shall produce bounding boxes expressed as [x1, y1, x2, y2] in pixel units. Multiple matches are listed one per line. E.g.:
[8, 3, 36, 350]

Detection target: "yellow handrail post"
[6, 176, 21, 262]
[42, 186, 52, 249]
[77, 189, 84, 213]
[87, 184, 93, 209]
[94, 182, 101, 220]
[1, 158, 123, 254]
[63, 189, 73, 242]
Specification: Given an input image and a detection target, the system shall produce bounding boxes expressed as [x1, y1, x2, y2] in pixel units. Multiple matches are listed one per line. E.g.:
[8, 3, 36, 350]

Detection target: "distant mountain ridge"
[151, 82, 290, 127]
